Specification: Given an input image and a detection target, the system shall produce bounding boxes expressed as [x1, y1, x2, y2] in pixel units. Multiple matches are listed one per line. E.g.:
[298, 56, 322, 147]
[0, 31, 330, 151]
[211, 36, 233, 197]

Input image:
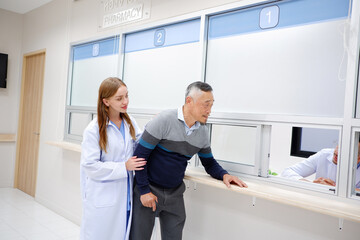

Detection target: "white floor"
[0, 188, 80, 240]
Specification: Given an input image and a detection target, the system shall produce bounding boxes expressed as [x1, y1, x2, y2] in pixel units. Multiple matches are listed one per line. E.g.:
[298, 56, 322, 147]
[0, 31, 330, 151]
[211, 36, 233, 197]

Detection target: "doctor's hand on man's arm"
[223, 174, 248, 188]
[140, 192, 158, 212]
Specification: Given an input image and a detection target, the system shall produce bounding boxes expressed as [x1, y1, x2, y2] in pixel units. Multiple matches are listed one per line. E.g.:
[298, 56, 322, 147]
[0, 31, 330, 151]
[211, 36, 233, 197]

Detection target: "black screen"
[0, 53, 8, 88]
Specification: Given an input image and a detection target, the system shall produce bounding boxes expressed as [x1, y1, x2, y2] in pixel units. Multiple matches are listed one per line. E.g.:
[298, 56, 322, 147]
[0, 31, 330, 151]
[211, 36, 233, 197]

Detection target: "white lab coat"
[80, 116, 141, 240]
[281, 148, 360, 188]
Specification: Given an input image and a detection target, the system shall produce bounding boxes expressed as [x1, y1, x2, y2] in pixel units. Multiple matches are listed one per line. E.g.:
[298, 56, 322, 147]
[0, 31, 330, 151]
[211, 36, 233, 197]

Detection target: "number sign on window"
[259, 5, 279, 29]
[154, 29, 165, 46]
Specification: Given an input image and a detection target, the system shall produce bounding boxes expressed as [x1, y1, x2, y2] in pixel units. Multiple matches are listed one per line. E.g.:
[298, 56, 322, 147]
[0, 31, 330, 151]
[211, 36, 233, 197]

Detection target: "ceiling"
[0, 0, 54, 14]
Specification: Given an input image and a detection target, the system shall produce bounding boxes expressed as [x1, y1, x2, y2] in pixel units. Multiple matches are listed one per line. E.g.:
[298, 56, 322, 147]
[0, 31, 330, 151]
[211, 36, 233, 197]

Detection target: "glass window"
[205, 0, 349, 117]
[211, 124, 257, 166]
[69, 112, 91, 136]
[69, 37, 120, 107]
[65, 36, 120, 141]
[291, 127, 339, 158]
[206, 123, 271, 176]
[123, 19, 201, 110]
[350, 131, 360, 197]
[355, 54, 360, 118]
[270, 124, 340, 193]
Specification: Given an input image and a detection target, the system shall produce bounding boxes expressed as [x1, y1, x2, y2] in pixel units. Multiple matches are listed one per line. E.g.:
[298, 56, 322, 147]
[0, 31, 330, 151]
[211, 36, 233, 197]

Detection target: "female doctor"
[80, 77, 146, 240]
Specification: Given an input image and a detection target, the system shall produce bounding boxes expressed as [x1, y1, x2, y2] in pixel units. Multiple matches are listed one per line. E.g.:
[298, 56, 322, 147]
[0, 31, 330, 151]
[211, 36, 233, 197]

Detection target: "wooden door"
[14, 50, 45, 197]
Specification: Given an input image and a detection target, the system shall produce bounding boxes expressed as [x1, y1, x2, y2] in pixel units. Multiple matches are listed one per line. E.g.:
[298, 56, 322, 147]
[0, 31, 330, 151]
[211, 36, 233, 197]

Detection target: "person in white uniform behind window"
[80, 77, 146, 240]
[282, 142, 360, 189]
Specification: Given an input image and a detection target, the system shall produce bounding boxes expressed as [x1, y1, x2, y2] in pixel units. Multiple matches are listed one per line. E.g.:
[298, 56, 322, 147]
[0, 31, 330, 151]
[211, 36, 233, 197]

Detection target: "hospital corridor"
[1, 0, 360, 239]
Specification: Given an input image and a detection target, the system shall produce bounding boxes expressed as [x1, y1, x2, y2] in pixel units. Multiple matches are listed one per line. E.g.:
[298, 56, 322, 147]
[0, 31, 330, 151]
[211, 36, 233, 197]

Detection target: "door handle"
[33, 132, 40, 135]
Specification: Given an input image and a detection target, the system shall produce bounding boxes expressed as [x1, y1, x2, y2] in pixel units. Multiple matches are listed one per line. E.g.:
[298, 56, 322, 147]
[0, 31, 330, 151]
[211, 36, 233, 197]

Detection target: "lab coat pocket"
[88, 180, 117, 208]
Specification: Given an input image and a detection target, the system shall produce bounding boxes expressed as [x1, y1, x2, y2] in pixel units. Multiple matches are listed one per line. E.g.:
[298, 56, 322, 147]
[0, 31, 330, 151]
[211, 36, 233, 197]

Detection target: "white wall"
[184, 183, 360, 240]
[21, 0, 81, 222]
[0, 9, 23, 187]
[6, 0, 360, 238]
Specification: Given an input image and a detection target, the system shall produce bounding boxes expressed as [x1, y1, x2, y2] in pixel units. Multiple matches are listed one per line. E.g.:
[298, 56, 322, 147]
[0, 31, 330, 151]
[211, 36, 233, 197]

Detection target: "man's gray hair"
[185, 81, 213, 101]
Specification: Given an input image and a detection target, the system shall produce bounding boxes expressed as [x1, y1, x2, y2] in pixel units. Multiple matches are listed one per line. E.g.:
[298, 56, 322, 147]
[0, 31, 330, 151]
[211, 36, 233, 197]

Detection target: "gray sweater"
[134, 109, 228, 195]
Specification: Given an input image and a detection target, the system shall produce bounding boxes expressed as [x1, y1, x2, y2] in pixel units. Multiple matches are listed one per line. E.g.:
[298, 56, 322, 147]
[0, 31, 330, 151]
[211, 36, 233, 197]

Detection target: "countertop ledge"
[45, 141, 360, 223]
[46, 141, 81, 152]
[0, 134, 16, 142]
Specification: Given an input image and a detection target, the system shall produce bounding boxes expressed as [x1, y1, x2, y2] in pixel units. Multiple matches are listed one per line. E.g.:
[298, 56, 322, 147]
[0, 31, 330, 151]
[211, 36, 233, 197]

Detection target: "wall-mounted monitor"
[0, 53, 8, 88]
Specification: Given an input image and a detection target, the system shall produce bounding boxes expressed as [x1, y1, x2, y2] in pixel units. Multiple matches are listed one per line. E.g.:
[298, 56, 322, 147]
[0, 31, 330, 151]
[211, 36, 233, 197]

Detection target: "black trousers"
[129, 181, 186, 240]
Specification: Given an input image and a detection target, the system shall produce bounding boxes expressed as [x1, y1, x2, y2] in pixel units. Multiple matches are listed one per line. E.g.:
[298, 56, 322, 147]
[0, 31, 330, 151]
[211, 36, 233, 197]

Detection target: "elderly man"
[129, 81, 247, 240]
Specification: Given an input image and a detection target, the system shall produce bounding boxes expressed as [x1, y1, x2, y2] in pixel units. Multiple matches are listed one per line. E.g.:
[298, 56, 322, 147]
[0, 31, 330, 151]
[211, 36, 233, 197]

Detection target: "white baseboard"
[0, 180, 14, 188]
[35, 194, 81, 226]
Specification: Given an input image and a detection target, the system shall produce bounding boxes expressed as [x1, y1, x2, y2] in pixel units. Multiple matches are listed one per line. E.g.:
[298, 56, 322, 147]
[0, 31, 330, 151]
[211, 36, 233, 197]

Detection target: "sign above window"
[99, 0, 151, 29]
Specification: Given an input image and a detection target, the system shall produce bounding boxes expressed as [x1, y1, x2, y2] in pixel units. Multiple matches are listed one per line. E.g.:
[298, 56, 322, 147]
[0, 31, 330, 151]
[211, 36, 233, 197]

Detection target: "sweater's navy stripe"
[158, 144, 192, 158]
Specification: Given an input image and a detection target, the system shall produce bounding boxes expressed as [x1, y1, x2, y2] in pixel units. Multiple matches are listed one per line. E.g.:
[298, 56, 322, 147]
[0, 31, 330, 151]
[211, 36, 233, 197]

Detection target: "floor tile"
[0, 188, 80, 240]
